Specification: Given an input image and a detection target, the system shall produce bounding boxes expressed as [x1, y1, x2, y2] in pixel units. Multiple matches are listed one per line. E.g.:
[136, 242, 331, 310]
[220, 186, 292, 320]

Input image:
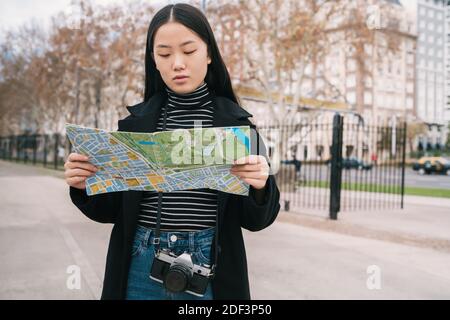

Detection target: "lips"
[173, 75, 188, 80]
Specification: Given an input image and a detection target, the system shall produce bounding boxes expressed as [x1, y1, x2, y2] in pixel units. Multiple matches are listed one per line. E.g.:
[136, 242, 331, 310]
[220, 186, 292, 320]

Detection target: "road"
[1, 160, 450, 299]
[278, 164, 450, 189]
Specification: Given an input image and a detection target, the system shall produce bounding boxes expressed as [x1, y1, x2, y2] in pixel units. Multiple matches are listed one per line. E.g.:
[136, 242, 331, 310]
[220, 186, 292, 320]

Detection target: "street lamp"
[201, 0, 207, 12]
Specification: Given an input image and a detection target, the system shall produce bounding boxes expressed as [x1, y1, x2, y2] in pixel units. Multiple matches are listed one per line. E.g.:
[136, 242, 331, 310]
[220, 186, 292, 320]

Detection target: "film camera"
[150, 248, 213, 297]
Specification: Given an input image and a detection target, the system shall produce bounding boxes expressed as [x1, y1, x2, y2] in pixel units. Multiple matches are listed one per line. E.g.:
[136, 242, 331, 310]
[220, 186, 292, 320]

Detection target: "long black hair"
[143, 3, 239, 104]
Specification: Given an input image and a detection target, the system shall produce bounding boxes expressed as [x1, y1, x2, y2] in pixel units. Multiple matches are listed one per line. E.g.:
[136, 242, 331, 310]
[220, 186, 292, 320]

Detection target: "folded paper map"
[65, 123, 251, 196]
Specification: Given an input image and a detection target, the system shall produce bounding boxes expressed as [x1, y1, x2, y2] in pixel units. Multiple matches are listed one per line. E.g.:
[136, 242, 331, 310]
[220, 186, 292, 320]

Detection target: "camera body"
[150, 248, 213, 297]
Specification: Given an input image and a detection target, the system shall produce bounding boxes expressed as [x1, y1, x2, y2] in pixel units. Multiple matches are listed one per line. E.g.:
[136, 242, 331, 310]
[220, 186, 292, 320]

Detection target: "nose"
[173, 53, 185, 70]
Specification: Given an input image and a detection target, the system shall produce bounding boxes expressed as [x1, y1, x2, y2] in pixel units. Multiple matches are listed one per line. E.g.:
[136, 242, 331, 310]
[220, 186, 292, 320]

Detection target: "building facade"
[416, 0, 448, 149]
[446, 1, 450, 124]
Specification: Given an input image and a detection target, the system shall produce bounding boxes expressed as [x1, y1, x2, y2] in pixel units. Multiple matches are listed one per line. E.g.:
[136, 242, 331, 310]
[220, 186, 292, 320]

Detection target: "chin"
[173, 83, 195, 93]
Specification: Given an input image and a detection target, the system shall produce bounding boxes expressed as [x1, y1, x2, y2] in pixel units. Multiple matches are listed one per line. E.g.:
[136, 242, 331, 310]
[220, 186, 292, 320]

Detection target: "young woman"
[65, 3, 280, 300]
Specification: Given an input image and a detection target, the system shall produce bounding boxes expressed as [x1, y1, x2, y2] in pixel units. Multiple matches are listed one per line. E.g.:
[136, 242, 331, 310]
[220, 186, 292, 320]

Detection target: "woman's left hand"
[230, 155, 269, 190]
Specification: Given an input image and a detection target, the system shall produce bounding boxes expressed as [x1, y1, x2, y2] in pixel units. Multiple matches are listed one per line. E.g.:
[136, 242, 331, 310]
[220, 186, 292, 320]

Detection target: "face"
[153, 22, 211, 94]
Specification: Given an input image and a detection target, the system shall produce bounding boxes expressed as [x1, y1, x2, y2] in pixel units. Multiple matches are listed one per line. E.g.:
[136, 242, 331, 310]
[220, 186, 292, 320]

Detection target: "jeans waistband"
[134, 224, 215, 246]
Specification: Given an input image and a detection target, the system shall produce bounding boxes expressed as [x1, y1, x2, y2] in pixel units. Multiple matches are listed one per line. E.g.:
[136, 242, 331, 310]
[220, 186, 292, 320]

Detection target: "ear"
[207, 55, 211, 65]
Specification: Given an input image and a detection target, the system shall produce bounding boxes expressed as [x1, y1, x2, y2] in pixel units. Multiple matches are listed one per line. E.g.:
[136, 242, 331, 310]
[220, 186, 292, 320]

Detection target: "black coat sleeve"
[69, 187, 121, 224]
[238, 123, 280, 231]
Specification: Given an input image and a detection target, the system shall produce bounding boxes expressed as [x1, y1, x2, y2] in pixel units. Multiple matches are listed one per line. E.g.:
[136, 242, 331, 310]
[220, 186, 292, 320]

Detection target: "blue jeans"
[125, 224, 215, 300]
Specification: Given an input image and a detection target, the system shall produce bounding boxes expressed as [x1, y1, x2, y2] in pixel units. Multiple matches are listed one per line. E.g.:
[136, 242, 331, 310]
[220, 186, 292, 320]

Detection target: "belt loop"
[189, 231, 195, 252]
[143, 228, 149, 248]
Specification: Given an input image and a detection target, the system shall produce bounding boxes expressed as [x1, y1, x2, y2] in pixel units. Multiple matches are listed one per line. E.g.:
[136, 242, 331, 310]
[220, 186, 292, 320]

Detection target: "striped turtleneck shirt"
[137, 82, 218, 231]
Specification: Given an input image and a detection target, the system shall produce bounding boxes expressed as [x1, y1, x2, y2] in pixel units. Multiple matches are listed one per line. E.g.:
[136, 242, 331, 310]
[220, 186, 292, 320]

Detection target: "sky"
[0, 0, 168, 35]
[0, 0, 418, 38]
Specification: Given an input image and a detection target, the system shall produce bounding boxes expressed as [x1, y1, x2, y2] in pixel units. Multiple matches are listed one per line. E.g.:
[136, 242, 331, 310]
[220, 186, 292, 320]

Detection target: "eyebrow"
[156, 40, 196, 49]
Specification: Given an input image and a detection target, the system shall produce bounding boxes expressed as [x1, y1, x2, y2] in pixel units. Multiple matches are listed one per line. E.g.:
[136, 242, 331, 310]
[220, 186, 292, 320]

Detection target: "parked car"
[412, 156, 450, 175]
[325, 157, 373, 170]
[342, 157, 373, 170]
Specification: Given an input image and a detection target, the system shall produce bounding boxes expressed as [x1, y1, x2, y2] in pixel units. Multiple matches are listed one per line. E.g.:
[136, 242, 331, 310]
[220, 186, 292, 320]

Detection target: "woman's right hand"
[64, 153, 98, 190]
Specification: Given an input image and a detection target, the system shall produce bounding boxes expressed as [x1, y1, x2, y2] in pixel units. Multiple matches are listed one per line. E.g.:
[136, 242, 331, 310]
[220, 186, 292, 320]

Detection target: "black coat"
[69, 92, 280, 300]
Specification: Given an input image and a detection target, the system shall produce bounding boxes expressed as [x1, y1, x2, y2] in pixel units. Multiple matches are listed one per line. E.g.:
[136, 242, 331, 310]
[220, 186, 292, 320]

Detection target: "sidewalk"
[284, 199, 450, 252]
[1, 160, 450, 299]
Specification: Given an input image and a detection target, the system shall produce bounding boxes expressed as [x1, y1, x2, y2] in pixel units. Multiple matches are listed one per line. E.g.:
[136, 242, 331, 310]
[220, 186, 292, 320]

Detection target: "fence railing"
[0, 133, 73, 170]
[258, 113, 407, 219]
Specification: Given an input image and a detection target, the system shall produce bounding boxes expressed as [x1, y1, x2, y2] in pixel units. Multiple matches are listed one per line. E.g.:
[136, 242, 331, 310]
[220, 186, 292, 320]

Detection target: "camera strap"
[153, 103, 168, 251]
[152, 96, 219, 278]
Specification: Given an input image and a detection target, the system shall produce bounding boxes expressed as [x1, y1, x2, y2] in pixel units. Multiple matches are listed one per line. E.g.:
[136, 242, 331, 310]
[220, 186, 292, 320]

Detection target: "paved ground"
[1, 160, 450, 299]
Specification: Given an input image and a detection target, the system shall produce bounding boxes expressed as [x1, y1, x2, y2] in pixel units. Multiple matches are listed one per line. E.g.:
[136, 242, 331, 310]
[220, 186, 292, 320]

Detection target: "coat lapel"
[117, 92, 167, 133]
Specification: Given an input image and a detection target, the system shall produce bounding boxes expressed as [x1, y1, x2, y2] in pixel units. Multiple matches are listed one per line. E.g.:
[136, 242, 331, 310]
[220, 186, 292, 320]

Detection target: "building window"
[407, 82, 414, 94]
[407, 97, 413, 109]
[346, 75, 356, 88]
[419, 84, 426, 99]
[418, 70, 426, 80]
[407, 68, 414, 78]
[364, 91, 372, 105]
[347, 92, 356, 104]
[347, 59, 356, 72]
[365, 76, 373, 88]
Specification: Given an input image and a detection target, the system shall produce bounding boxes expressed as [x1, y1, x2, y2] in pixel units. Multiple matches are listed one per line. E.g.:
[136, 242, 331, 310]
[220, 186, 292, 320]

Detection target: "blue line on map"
[230, 128, 250, 151]
[138, 141, 158, 145]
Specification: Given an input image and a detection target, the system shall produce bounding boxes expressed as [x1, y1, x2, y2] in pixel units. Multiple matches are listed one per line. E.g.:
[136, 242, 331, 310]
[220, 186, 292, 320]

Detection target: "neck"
[165, 82, 212, 109]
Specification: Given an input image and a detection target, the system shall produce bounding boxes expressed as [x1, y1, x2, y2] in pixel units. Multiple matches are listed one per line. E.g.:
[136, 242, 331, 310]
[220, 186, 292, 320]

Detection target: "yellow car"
[412, 157, 450, 175]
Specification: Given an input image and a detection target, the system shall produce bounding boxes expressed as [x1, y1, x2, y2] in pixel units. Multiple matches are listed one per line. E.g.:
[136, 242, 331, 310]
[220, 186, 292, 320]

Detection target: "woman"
[65, 3, 280, 300]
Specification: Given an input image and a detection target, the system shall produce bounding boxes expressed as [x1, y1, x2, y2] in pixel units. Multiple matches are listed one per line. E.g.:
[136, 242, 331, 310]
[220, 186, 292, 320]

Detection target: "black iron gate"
[260, 113, 407, 219]
[0, 133, 72, 170]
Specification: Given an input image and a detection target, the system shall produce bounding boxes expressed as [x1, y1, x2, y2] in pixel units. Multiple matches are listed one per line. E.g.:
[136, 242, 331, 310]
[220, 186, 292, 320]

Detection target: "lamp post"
[201, 0, 207, 12]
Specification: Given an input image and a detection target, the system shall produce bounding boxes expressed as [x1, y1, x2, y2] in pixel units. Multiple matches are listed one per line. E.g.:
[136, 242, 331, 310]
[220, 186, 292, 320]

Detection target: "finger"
[240, 177, 265, 188]
[233, 155, 262, 165]
[230, 164, 262, 172]
[68, 153, 89, 162]
[67, 176, 87, 185]
[65, 168, 96, 178]
[231, 170, 268, 180]
[66, 161, 98, 173]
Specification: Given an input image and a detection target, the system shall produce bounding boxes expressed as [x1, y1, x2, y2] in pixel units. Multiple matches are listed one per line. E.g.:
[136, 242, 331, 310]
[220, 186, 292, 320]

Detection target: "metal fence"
[0, 114, 406, 220]
[259, 113, 407, 219]
[0, 133, 72, 170]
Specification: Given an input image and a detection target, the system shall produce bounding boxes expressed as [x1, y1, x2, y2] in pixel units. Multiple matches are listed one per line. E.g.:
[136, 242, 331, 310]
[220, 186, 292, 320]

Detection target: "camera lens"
[164, 264, 191, 292]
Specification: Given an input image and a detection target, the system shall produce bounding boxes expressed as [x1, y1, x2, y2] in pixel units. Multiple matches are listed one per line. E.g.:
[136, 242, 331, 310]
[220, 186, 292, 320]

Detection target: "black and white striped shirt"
[138, 82, 218, 231]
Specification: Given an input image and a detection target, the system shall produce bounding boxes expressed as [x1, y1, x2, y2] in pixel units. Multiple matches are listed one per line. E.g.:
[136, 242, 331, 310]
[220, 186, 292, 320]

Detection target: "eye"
[158, 54, 170, 58]
[185, 50, 196, 55]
